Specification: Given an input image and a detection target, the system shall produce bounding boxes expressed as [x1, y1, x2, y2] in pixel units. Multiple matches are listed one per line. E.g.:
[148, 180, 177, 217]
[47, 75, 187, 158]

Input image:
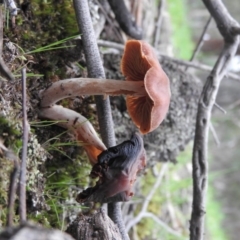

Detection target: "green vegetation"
[14, 0, 78, 48]
[0, 116, 22, 228]
[35, 128, 92, 229]
[166, 0, 228, 239]
[136, 148, 192, 240]
[206, 187, 228, 240]
[167, 0, 194, 59]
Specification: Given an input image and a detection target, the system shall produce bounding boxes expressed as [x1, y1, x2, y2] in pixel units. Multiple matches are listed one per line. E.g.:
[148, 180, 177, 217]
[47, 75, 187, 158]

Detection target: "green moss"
[0, 115, 22, 227]
[22, 0, 78, 48]
[0, 116, 21, 151]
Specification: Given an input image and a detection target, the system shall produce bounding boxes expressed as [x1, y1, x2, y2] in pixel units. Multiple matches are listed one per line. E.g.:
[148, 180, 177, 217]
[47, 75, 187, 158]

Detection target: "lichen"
[0, 98, 49, 228]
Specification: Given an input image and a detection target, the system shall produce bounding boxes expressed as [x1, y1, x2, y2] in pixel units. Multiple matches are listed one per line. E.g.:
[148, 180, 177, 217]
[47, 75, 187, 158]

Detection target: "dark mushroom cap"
[76, 133, 146, 203]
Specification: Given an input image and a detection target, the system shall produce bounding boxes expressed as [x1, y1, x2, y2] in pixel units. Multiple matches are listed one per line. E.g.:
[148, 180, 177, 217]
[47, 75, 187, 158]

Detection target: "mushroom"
[76, 133, 146, 203]
[39, 40, 170, 163]
[40, 40, 170, 134]
[122, 40, 171, 134]
[39, 105, 106, 165]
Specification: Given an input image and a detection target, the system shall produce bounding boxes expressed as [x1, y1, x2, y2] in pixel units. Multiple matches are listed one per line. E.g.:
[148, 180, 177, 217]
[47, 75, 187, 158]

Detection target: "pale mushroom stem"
[39, 105, 107, 165]
[40, 78, 146, 107]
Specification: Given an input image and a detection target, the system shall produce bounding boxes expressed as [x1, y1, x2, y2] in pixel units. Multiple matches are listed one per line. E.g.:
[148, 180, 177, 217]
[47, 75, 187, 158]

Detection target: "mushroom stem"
[39, 105, 107, 165]
[40, 78, 146, 107]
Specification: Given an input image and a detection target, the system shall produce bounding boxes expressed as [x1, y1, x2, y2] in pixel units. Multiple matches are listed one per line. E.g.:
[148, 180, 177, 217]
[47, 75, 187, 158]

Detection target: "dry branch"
[73, 1, 129, 240]
[97, 39, 240, 82]
[19, 68, 29, 223]
[189, 1, 240, 240]
[107, 0, 142, 39]
[186, 16, 212, 70]
[0, 5, 14, 81]
[7, 159, 19, 226]
[153, 0, 165, 48]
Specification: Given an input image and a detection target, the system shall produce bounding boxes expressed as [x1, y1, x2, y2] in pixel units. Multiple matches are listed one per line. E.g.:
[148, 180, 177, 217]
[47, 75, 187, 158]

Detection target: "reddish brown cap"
[121, 40, 171, 134]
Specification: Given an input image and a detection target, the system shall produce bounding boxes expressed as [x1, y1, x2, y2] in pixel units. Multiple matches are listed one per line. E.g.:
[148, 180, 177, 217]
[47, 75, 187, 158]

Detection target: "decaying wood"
[66, 210, 122, 240]
[0, 223, 74, 240]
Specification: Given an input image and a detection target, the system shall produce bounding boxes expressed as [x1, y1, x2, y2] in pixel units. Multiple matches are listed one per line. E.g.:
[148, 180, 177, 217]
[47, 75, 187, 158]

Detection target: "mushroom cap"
[121, 40, 171, 134]
[76, 133, 146, 203]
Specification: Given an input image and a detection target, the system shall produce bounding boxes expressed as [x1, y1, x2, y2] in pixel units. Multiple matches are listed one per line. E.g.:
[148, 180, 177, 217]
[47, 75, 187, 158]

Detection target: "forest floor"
[0, 1, 238, 240]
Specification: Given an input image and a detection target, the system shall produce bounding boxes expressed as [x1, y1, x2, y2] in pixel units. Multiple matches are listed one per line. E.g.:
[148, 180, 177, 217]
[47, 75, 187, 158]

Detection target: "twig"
[159, 54, 240, 82]
[140, 212, 183, 238]
[72, 1, 129, 240]
[96, 0, 123, 42]
[153, 0, 165, 49]
[209, 121, 220, 146]
[107, 0, 142, 39]
[7, 156, 19, 227]
[228, 98, 240, 110]
[0, 141, 20, 227]
[97, 39, 124, 50]
[214, 102, 226, 114]
[0, 4, 2, 55]
[130, 0, 142, 27]
[19, 68, 29, 223]
[73, 0, 116, 148]
[126, 163, 168, 231]
[96, 39, 240, 82]
[0, 4, 14, 81]
[185, 16, 212, 70]
[189, 1, 240, 240]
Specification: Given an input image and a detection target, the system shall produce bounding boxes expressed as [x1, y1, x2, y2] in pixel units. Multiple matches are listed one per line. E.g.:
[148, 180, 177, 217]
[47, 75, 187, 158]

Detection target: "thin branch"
[185, 16, 212, 70]
[97, 39, 240, 82]
[228, 98, 240, 110]
[19, 68, 29, 223]
[159, 54, 240, 82]
[107, 0, 142, 39]
[73, 1, 129, 240]
[189, 1, 240, 240]
[0, 141, 20, 227]
[97, 39, 125, 50]
[96, 0, 123, 42]
[7, 156, 19, 227]
[126, 163, 168, 232]
[141, 212, 183, 238]
[0, 4, 2, 55]
[73, 0, 116, 148]
[209, 121, 220, 146]
[214, 102, 226, 114]
[0, 4, 14, 81]
[153, 0, 165, 49]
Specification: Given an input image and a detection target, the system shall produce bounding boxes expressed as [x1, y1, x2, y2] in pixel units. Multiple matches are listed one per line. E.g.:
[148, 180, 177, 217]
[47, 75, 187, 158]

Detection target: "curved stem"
[39, 105, 106, 165]
[40, 78, 145, 107]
